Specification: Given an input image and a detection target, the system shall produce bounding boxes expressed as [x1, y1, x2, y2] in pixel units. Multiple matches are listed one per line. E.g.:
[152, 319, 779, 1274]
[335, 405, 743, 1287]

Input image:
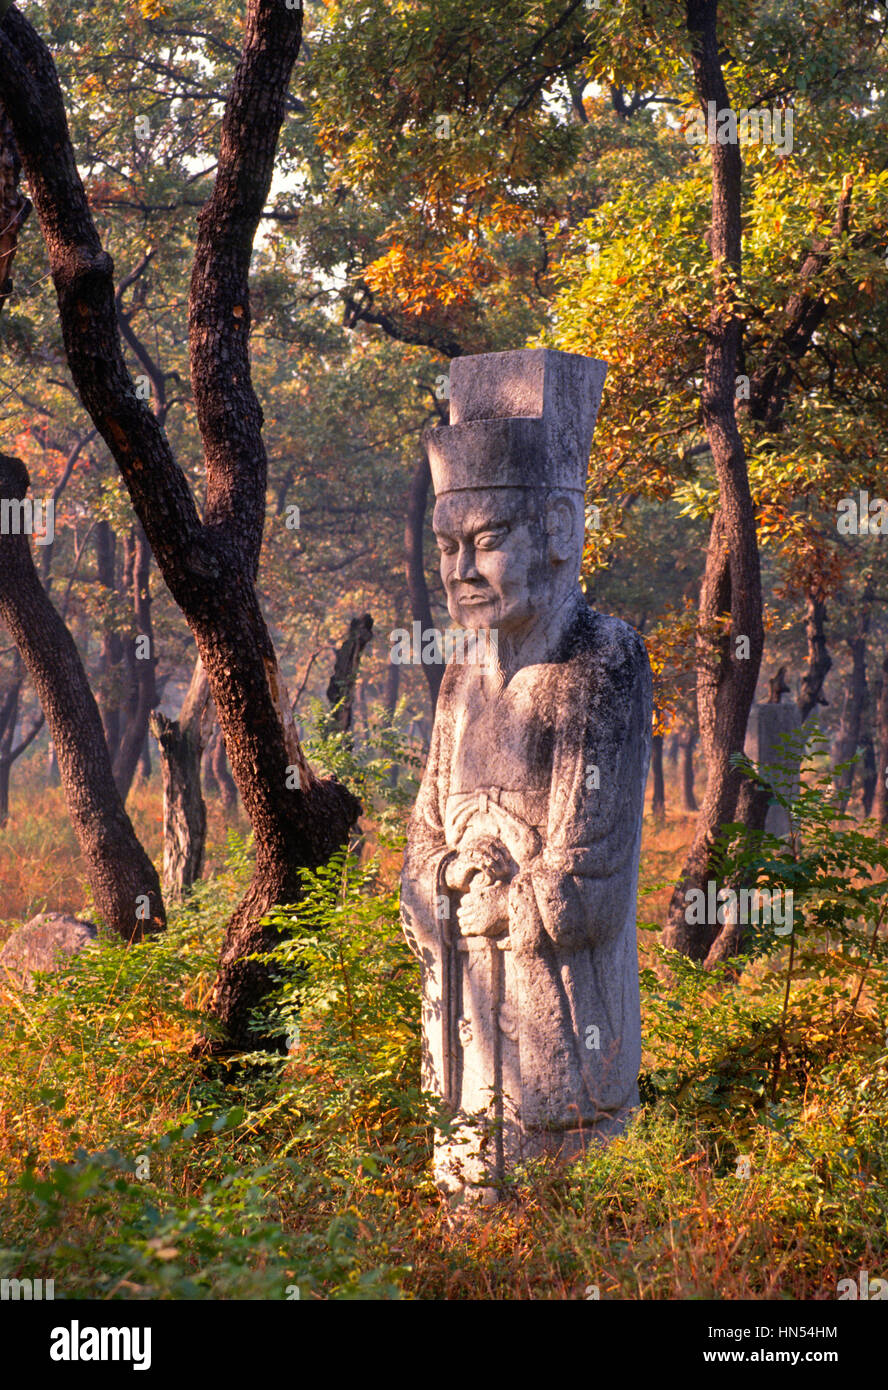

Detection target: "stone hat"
[425, 348, 607, 496]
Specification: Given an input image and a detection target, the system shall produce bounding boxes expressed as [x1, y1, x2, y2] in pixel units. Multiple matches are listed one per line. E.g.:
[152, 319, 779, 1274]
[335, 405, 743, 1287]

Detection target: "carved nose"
[453, 546, 478, 581]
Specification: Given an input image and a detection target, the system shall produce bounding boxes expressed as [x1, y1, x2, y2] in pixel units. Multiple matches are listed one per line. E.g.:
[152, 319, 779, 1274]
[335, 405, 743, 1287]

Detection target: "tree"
[326, 613, 374, 732]
[0, 94, 163, 938]
[0, 652, 42, 825]
[661, 0, 764, 958]
[0, 1, 358, 1048]
[0, 453, 165, 938]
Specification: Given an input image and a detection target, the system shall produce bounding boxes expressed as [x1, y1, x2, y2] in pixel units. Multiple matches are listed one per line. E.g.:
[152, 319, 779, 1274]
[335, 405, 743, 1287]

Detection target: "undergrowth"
[0, 733, 885, 1299]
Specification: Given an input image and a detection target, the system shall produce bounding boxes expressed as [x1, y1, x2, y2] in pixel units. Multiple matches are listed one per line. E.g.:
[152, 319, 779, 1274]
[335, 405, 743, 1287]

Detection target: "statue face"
[433, 489, 549, 635]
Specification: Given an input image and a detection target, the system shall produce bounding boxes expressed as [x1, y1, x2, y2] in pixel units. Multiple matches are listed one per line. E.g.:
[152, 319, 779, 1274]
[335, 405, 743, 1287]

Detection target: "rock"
[0, 912, 97, 991]
[402, 348, 652, 1204]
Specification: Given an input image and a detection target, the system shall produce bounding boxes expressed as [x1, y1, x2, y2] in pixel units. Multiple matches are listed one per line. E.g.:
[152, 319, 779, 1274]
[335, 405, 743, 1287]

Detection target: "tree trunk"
[326, 613, 373, 732]
[0, 756, 10, 826]
[46, 739, 59, 786]
[663, 2, 764, 959]
[202, 727, 220, 798]
[0, 455, 164, 938]
[874, 659, 888, 825]
[0, 2, 359, 1050]
[663, 20, 852, 960]
[798, 589, 831, 722]
[650, 734, 665, 819]
[212, 728, 238, 813]
[138, 731, 151, 782]
[0, 656, 43, 827]
[679, 727, 698, 812]
[384, 657, 400, 718]
[405, 454, 442, 710]
[860, 733, 876, 818]
[0, 96, 160, 936]
[95, 519, 124, 762]
[150, 658, 212, 897]
[113, 525, 158, 799]
[0, 661, 22, 827]
[703, 787, 772, 968]
[834, 591, 872, 810]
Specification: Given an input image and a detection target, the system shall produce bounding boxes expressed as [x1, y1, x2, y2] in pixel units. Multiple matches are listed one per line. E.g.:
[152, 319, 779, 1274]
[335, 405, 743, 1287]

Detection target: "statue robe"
[401, 592, 652, 1195]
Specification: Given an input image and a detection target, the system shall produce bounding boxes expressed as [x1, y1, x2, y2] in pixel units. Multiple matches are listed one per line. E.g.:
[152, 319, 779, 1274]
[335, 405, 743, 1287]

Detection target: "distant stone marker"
[744, 701, 802, 836]
[0, 912, 97, 991]
[401, 347, 652, 1204]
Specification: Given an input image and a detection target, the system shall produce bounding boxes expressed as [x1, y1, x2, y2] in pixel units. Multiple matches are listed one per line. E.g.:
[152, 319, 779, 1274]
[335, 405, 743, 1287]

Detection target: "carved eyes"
[475, 528, 509, 550]
[436, 528, 509, 556]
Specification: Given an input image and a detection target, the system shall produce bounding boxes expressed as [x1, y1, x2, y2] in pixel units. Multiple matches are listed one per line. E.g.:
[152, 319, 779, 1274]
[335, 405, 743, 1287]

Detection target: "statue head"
[433, 485, 583, 635]
[425, 348, 607, 640]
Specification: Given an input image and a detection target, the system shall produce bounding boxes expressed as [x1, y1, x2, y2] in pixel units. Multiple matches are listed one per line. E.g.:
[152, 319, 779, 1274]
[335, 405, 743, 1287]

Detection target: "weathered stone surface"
[402, 348, 652, 1203]
[744, 701, 802, 836]
[0, 912, 97, 990]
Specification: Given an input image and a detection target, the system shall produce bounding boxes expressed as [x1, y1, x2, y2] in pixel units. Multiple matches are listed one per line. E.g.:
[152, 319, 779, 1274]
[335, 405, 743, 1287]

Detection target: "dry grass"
[0, 762, 245, 936]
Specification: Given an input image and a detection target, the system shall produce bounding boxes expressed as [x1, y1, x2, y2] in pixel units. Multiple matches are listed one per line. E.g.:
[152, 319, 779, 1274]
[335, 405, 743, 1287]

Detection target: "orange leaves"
[644, 597, 701, 730]
[363, 238, 498, 317]
[485, 195, 533, 238]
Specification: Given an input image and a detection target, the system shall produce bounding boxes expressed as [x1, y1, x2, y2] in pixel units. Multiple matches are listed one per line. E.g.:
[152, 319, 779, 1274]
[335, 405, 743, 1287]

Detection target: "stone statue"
[400, 348, 653, 1204]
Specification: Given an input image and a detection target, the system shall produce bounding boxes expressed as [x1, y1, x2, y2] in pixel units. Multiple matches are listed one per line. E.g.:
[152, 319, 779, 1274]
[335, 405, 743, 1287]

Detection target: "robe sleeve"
[508, 619, 652, 956]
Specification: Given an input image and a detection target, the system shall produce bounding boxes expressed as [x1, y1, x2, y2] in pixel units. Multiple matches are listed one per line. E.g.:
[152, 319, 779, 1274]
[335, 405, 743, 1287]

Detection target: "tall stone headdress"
[425, 347, 608, 497]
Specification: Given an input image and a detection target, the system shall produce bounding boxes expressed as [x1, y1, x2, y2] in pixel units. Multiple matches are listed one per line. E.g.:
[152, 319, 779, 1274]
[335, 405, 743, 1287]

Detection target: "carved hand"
[444, 836, 512, 891]
[456, 878, 510, 937]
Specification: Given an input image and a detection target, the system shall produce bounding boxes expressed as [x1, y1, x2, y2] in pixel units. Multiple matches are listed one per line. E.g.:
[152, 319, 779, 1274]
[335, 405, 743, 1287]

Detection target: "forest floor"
[0, 757, 886, 1300]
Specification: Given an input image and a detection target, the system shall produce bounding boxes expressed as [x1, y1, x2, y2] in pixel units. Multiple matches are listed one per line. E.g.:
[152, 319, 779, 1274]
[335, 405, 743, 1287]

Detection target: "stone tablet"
[744, 701, 803, 836]
[400, 348, 652, 1203]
